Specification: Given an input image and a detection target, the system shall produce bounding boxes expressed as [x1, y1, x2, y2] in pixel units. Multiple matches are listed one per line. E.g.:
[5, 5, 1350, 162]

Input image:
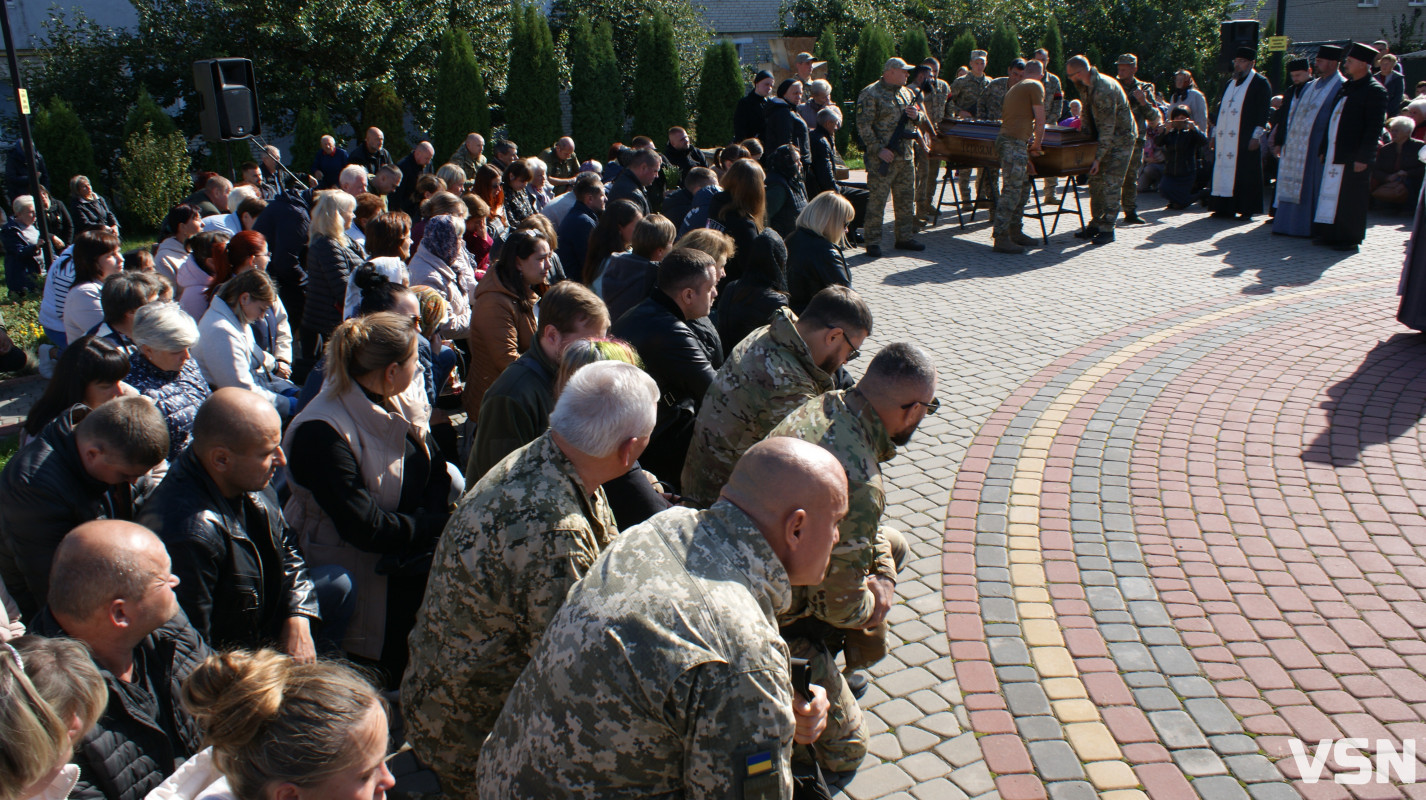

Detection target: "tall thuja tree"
[849, 26, 893, 148]
[288, 107, 329, 177]
[986, 22, 1022, 75]
[947, 29, 977, 74]
[900, 26, 931, 68]
[570, 16, 625, 159]
[528, 6, 562, 146]
[433, 28, 490, 159]
[632, 10, 685, 139]
[695, 39, 741, 146]
[31, 96, 96, 201]
[122, 87, 177, 145]
[1040, 16, 1064, 78]
[505, 5, 537, 148]
[815, 25, 849, 152]
[363, 81, 409, 155]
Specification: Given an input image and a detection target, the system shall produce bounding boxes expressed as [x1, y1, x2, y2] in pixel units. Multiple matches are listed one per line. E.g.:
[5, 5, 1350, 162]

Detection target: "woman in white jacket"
[194, 269, 297, 417]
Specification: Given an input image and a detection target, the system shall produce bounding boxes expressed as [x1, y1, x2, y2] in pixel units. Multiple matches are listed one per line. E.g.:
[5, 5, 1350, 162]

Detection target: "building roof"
[699, 0, 783, 36]
[7, 0, 138, 52]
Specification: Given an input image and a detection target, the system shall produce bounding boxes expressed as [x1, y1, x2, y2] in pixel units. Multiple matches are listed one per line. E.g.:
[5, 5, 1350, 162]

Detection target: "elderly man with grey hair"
[403, 360, 660, 791]
[338, 163, 369, 197]
[799, 78, 835, 131]
[1, 194, 51, 296]
[126, 301, 211, 460]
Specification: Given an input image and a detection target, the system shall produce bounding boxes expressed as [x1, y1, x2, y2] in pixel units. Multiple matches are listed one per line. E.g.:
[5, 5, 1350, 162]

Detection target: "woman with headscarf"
[734, 70, 775, 143]
[764, 144, 810, 238]
[763, 79, 813, 174]
[407, 215, 472, 340]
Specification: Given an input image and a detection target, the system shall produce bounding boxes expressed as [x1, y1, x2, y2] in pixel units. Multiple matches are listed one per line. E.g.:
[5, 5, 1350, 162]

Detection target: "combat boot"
[993, 236, 1026, 254]
[864, 243, 882, 258]
[1073, 225, 1098, 240]
[1122, 211, 1147, 225]
[1010, 227, 1038, 247]
[893, 239, 926, 251]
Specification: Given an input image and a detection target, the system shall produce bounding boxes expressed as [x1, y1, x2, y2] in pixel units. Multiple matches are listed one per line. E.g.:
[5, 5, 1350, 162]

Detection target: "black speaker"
[193, 58, 261, 141]
[1219, 21, 1260, 74]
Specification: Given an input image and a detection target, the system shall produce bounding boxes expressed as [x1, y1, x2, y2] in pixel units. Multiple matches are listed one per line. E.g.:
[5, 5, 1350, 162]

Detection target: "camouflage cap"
[1117, 53, 1138, 65]
[970, 50, 987, 61]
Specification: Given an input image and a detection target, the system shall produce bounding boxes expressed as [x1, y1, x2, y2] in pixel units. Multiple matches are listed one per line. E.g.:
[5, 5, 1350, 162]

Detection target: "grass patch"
[0, 434, 15, 472]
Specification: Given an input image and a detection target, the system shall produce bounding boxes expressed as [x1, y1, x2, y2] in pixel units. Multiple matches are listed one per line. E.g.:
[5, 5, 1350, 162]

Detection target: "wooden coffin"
[931, 121, 1098, 177]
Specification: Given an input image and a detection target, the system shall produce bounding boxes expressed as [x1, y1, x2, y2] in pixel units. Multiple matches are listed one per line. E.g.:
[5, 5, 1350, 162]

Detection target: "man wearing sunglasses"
[768, 341, 938, 774]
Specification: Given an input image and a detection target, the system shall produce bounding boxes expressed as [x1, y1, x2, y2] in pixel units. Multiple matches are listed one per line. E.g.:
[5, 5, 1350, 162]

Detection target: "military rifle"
[877, 84, 927, 176]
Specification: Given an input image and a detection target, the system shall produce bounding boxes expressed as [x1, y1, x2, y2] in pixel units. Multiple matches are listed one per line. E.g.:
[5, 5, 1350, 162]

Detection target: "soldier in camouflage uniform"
[1116, 53, 1160, 224]
[770, 342, 938, 772]
[448, 133, 487, 180]
[1066, 55, 1135, 245]
[478, 438, 844, 797]
[1033, 49, 1066, 201]
[948, 50, 992, 205]
[975, 60, 1026, 209]
[992, 60, 1048, 254]
[401, 362, 659, 796]
[857, 58, 925, 257]
[682, 289, 873, 508]
[914, 59, 952, 226]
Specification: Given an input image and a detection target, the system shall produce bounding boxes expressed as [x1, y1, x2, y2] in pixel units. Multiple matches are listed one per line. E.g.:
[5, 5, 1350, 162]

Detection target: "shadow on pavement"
[1302, 332, 1426, 466]
[877, 234, 1076, 284]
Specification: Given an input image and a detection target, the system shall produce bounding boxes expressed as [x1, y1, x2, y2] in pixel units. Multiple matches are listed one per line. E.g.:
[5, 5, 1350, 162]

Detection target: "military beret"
[1347, 42, 1379, 64]
[1117, 53, 1137, 65]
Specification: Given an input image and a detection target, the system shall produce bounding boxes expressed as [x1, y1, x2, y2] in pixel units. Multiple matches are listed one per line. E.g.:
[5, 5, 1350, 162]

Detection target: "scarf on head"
[411, 284, 448, 339]
[418, 215, 462, 265]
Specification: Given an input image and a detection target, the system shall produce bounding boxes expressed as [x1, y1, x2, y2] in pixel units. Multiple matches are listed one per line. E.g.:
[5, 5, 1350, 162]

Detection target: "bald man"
[348, 125, 393, 177]
[32, 520, 208, 799]
[397, 141, 437, 214]
[538, 136, 580, 194]
[137, 388, 326, 661]
[480, 437, 841, 797]
[310, 134, 350, 189]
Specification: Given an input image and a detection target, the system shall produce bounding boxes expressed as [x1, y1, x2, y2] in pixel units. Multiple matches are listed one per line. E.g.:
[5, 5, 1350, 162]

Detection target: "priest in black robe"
[1209, 47, 1273, 220]
[1314, 42, 1387, 252]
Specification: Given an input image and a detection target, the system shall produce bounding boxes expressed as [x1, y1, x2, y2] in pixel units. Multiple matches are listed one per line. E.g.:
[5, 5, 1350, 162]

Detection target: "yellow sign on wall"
[1265, 36, 1290, 52]
[17, 88, 29, 115]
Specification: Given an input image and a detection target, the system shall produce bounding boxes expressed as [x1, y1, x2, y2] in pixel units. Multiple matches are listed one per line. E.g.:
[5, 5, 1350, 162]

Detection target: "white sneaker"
[36, 344, 56, 379]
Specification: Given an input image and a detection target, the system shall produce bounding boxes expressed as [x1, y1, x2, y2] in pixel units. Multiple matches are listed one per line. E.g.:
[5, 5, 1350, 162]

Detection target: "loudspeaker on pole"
[193, 58, 261, 141]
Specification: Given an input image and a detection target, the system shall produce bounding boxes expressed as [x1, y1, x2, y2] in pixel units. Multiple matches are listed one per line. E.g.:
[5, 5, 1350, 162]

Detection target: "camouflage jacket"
[770, 389, 898, 629]
[980, 76, 1010, 121]
[949, 72, 991, 119]
[857, 79, 920, 160]
[1043, 71, 1065, 121]
[478, 503, 797, 798]
[401, 431, 618, 775]
[448, 146, 487, 180]
[1080, 69, 1136, 159]
[681, 308, 836, 508]
[924, 77, 952, 126]
[1117, 75, 1160, 139]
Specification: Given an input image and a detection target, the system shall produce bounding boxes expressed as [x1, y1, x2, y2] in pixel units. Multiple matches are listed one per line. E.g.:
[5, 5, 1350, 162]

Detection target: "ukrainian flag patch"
[745, 751, 773, 776]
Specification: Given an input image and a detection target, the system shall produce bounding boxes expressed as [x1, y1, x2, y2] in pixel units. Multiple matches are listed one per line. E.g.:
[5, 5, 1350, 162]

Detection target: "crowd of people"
[0, 36, 1412, 799]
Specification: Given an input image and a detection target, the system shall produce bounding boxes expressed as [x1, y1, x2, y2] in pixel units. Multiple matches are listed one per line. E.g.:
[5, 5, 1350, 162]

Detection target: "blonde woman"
[301, 191, 365, 380]
[2, 637, 106, 800]
[785, 190, 854, 313]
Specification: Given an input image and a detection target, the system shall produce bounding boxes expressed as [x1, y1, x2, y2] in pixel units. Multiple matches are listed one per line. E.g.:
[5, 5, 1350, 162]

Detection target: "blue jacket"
[555, 200, 599, 283]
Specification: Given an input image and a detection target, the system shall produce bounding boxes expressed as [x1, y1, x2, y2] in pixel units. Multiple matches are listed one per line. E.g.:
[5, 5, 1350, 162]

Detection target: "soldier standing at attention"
[976, 59, 1027, 210]
[478, 437, 841, 797]
[993, 59, 1048, 254]
[1116, 54, 1160, 224]
[1033, 48, 1066, 202]
[770, 342, 938, 773]
[915, 58, 952, 227]
[401, 361, 659, 795]
[949, 51, 992, 205]
[857, 57, 925, 257]
[1066, 54, 1135, 245]
[681, 287, 874, 508]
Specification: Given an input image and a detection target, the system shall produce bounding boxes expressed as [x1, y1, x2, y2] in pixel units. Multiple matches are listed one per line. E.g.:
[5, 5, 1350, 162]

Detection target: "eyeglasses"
[901, 397, 940, 415]
[832, 327, 861, 360]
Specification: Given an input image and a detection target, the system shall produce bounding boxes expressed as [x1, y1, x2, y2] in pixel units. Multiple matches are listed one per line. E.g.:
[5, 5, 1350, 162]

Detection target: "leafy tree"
[31, 96, 97, 201]
[815, 26, 849, 152]
[506, 5, 562, 150]
[122, 88, 177, 146]
[695, 39, 741, 147]
[947, 29, 977, 76]
[434, 28, 490, 160]
[849, 26, 894, 148]
[289, 108, 329, 179]
[505, 5, 536, 146]
[1040, 16, 1064, 77]
[363, 82, 409, 156]
[570, 16, 625, 160]
[632, 10, 685, 140]
[986, 22, 1022, 75]
[900, 27, 932, 67]
[118, 124, 191, 232]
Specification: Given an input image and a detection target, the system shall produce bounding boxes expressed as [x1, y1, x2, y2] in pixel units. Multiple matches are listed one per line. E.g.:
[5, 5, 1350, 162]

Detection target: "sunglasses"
[832, 327, 862, 360]
[901, 397, 940, 415]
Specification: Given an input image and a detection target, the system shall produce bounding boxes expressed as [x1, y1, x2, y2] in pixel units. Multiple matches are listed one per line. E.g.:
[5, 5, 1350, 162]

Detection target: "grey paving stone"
[1100, 623, 1142, 642]
[1225, 754, 1284, 783]
[911, 778, 971, 800]
[1016, 714, 1065, 741]
[842, 763, 916, 800]
[1046, 780, 1098, 800]
[1142, 627, 1184, 646]
[1172, 748, 1228, 777]
[1109, 642, 1156, 671]
[1209, 735, 1262, 756]
[916, 711, 962, 738]
[1191, 776, 1251, 800]
[1186, 698, 1244, 735]
[1133, 687, 1185, 711]
[1005, 681, 1052, 716]
[1150, 710, 1211, 749]
[1027, 739, 1088, 781]
[1124, 670, 1170, 688]
[988, 637, 1031, 666]
[1171, 676, 1218, 699]
[935, 732, 983, 768]
[875, 699, 924, 728]
[1246, 782, 1303, 800]
[877, 667, 939, 696]
[1151, 645, 1200, 675]
[948, 762, 996, 796]
[996, 666, 1038, 683]
[1128, 601, 1172, 627]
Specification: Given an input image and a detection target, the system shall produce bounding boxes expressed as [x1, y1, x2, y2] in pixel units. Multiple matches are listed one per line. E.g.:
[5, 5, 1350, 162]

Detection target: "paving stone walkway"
[835, 191, 1421, 800]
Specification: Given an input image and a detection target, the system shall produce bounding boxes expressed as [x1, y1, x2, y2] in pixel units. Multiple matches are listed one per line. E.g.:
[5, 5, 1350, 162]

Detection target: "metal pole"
[1272, 0, 1289, 92]
[0, 0, 55, 270]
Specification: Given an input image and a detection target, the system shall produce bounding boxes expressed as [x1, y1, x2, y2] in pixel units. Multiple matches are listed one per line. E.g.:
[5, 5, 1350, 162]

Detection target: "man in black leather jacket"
[0, 398, 168, 618]
[137, 388, 327, 659]
[33, 520, 209, 800]
[610, 248, 722, 489]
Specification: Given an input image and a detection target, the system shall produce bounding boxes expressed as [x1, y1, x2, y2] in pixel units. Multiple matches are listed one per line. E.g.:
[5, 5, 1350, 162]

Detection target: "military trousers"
[786, 527, 909, 773]
[865, 156, 917, 244]
[914, 147, 942, 222]
[1120, 137, 1146, 213]
[992, 135, 1032, 238]
[1089, 138, 1136, 229]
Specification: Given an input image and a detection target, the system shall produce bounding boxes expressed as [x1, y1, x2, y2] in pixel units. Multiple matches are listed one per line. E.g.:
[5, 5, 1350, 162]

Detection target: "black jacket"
[5, 139, 49, 203]
[2, 216, 46, 282]
[0, 406, 136, 618]
[46, 199, 74, 248]
[662, 143, 709, 184]
[555, 201, 599, 284]
[347, 143, 394, 176]
[763, 100, 813, 172]
[69, 194, 118, 234]
[182, 190, 221, 219]
[706, 192, 761, 286]
[1326, 76, 1389, 166]
[466, 342, 557, 483]
[395, 152, 430, 215]
[786, 228, 851, 314]
[765, 172, 808, 239]
[810, 126, 840, 196]
[608, 170, 651, 216]
[251, 188, 312, 293]
[715, 229, 788, 355]
[303, 234, 365, 335]
[734, 91, 768, 142]
[612, 289, 720, 412]
[596, 251, 659, 322]
[34, 608, 209, 800]
[660, 189, 696, 236]
[137, 448, 320, 650]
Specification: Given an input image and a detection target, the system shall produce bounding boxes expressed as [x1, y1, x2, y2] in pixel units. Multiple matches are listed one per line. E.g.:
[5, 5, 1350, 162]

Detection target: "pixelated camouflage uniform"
[972, 76, 1015, 206]
[400, 431, 618, 797]
[1118, 74, 1160, 214]
[681, 308, 836, 508]
[477, 503, 798, 798]
[771, 389, 909, 772]
[1042, 70, 1065, 198]
[858, 79, 920, 245]
[949, 72, 992, 202]
[448, 146, 487, 181]
[1079, 68, 1136, 229]
[916, 77, 952, 222]
[993, 79, 1046, 239]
